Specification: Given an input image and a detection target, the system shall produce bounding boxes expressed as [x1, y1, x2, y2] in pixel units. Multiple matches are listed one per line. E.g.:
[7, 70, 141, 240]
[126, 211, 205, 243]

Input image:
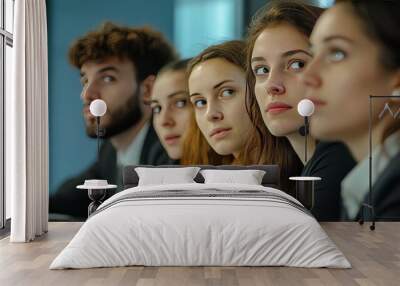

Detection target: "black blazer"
[302, 142, 356, 221]
[49, 124, 172, 220]
[359, 151, 400, 221]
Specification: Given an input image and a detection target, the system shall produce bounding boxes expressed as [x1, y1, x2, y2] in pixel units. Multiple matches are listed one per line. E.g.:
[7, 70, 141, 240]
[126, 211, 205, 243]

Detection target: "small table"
[77, 184, 117, 217]
[289, 176, 321, 210]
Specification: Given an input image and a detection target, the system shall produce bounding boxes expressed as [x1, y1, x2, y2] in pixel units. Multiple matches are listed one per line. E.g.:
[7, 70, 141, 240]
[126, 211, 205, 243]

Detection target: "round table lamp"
[89, 99, 107, 160]
[297, 99, 315, 163]
[77, 99, 109, 217]
[89, 99, 107, 117]
[294, 99, 319, 211]
[297, 99, 314, 117]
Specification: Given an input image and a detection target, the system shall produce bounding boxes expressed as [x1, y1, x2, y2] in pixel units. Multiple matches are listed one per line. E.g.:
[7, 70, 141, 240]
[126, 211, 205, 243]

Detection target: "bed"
[50, 165, 350, 269]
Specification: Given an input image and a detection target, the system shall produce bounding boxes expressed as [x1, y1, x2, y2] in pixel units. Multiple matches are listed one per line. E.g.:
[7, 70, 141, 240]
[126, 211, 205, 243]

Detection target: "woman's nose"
[267, 82, 286, 96]
[161, 110, 176, 127]
[301, 55, 323, 89]
[264, 70, 286, 96]
[205, 104, 224, 122]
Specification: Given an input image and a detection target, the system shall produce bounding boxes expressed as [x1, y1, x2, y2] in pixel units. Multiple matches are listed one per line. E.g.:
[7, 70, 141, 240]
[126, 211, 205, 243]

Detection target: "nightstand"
[77, 180, 117, 217]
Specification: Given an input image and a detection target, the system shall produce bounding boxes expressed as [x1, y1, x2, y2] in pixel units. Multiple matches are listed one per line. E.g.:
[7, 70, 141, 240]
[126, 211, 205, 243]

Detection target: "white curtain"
[8, 0, 49, 242]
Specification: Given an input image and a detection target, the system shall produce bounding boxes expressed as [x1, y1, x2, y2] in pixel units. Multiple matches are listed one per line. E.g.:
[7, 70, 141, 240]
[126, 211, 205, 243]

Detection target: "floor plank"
[0, 222, 399, 286]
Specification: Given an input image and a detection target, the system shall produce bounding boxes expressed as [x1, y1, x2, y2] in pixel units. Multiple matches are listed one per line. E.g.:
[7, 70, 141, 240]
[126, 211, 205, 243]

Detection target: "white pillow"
[135, 167, 201, 186]
[200, 169, 266, 185]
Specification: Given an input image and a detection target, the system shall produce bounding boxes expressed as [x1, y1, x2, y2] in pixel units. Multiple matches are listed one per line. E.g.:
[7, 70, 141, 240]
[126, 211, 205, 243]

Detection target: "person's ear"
[140, 75, 156, 105]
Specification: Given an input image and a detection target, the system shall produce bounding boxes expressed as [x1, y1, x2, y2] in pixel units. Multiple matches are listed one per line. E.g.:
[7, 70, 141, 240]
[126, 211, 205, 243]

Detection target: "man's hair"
[68, 21, 178, 81]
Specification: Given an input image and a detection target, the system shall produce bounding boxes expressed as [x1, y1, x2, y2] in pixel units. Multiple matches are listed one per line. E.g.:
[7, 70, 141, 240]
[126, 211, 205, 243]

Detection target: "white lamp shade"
[297, 99, 315, 117]
[89, 99, 107, 117]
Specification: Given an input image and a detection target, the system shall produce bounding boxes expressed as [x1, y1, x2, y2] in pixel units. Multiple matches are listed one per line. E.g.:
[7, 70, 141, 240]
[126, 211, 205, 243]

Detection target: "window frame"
[0, 0, 14, 231]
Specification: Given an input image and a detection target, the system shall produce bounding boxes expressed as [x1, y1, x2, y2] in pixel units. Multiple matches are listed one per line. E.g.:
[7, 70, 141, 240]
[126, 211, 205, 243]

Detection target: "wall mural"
[48, 0, 400, 224]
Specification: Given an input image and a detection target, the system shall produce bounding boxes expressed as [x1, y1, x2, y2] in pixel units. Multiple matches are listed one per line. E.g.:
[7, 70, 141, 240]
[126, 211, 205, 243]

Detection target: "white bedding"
[50, 183, 350, 269]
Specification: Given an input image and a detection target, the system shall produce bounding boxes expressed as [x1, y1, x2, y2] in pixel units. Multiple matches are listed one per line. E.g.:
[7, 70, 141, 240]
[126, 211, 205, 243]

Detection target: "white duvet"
[50, 183, 350, 269]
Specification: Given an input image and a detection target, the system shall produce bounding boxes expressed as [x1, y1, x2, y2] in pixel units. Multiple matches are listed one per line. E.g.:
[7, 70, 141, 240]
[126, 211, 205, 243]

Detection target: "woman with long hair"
[181, 40, 303, 192]
[245, 0, 356, 220]
[302, 0, 400, 220]
[151, 59, 192, 162]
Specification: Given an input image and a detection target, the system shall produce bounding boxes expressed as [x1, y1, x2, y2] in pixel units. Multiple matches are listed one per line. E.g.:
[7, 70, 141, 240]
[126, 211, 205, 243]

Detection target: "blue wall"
[47, 0, 175, 193]
[174, 0, 243, 58]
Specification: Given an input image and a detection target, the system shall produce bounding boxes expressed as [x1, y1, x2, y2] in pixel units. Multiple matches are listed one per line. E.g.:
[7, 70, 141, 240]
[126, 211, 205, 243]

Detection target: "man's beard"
[85, 88, 143, 139]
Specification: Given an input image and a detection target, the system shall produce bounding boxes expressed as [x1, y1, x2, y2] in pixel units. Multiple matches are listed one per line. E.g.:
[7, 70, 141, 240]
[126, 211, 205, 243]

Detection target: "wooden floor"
[0, 222, 399, 286]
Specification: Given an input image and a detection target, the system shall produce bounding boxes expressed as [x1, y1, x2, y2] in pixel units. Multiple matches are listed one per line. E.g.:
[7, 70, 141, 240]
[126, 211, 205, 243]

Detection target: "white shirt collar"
[116, 122, 150, 167]
[342, 130, 400, 219]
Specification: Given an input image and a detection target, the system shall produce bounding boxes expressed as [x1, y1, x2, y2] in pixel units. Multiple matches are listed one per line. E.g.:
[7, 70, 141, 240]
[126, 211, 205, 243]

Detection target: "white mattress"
[50, 183, 350, 269]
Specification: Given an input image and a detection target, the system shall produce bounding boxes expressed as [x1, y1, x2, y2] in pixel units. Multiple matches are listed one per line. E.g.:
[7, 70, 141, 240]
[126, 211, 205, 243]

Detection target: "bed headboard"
[123, 165, 281, 189]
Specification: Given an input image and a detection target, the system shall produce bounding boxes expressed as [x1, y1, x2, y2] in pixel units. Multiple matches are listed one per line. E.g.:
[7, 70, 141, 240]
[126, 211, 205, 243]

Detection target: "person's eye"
[328, 49, 346, 62]
[103, 75, 115, 83]
[288, 60, 306, 71]
[221, 89, 234, 97]
[175, 99, 187, 108]
[253, 66, 269, 76]
[193, 99, 207, 108]
[151, 105, 161, 114]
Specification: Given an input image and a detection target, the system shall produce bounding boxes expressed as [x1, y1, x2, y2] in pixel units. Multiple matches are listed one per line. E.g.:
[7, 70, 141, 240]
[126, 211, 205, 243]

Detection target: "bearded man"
[49, 22, 178, 220]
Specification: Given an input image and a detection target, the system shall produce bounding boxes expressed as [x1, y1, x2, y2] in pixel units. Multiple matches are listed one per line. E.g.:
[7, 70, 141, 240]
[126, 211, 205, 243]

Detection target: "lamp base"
[295, 180, 315, 210]
[289, 176, 321, 210]
[87, 189, 106, 217]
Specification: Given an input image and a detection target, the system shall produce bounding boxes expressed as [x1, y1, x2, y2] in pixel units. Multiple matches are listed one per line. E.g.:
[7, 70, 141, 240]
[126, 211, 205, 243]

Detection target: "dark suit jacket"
[358, 151, 400, 221]
[49, 124, 172, 220]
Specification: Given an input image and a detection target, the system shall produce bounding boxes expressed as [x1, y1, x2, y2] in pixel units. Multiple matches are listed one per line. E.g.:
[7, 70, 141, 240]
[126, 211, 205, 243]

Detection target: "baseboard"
[0, 218, 11, 239]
